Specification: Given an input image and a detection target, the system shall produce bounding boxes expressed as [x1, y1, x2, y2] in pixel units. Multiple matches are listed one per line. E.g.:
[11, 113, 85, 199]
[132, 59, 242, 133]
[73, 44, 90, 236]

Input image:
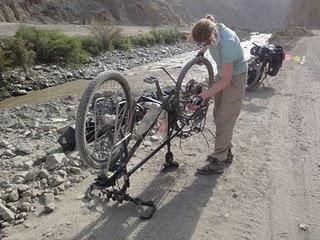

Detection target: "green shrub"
[15, 26, 52, 63]
[150, 29, 165, 44]
[1, 37, 35, 73]
[80, 36, 103, 56]
[15, 26, 87, 65]
[89, 23, 122, 51]
[113, 36, 133, 50]
[47, 36, 87, 64]
[163, 28, 182, 44]
[131, 33, 156, 47]
[0, 47, 6, 76]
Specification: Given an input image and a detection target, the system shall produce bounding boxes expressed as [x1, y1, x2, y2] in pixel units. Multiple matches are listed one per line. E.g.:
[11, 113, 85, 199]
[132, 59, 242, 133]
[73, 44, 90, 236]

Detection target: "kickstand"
[161, 140, 179, 172]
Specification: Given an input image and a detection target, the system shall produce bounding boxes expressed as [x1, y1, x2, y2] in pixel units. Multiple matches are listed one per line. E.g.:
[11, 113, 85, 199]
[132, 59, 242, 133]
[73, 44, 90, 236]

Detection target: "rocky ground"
[0, 31, 319, 239]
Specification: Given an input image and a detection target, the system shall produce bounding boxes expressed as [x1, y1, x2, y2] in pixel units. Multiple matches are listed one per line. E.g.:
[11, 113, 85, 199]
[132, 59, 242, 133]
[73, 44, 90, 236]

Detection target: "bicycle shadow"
[244, 86, 276, 100]
[72, 169, 220, 240]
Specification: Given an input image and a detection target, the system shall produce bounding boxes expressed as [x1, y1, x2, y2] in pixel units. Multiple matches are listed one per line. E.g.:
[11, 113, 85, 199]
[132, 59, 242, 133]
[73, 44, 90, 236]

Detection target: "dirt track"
[6, 32, 320, 239]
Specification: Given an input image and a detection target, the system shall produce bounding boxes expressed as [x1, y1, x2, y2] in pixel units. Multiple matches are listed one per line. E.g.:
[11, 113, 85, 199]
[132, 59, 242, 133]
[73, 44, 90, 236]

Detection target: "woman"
[191, 15, 248, 175]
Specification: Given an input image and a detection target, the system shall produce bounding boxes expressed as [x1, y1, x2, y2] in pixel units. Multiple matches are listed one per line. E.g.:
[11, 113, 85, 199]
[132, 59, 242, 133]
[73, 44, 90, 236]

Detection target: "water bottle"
[136, 103, 161, 138]
[157, 110, 168, 141]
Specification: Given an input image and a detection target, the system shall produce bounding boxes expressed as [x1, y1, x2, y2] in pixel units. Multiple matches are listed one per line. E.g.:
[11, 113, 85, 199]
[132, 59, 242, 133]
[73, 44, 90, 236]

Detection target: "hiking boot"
[206, 149, 234, 164]
[196, 158, 225, 175]
[225, 149, 233, 164]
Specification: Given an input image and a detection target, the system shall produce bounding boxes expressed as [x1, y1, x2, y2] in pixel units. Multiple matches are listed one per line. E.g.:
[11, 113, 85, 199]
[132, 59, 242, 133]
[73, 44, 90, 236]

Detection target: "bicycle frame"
[84, 56, 214, 219]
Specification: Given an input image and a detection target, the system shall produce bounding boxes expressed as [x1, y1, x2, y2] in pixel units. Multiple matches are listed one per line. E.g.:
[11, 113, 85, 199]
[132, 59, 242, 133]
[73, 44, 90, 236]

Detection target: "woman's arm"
[199, 63, 233, 100]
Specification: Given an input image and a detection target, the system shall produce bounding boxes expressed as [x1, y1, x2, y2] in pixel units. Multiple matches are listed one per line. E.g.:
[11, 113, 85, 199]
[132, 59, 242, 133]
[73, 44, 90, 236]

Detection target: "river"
[0, 33, 271, 110]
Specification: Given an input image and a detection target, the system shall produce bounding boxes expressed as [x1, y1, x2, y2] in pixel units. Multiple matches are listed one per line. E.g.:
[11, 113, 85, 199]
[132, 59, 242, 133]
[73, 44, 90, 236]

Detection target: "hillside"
[0, 0, 291, 31]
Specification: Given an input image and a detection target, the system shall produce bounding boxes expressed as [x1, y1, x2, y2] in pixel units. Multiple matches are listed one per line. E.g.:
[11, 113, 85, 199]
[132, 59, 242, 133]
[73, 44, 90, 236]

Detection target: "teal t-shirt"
[209, 23, 248, 77]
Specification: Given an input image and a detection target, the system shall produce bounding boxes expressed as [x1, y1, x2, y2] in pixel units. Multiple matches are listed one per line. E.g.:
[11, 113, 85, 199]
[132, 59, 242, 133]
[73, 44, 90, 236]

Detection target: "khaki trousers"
[210, 72, 247, 161]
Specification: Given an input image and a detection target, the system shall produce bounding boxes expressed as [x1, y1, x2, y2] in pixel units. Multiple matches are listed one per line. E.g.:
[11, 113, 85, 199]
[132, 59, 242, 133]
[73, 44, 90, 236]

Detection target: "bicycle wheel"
[246, 60, 263, 90]
[75, 71, 133, 170]
[175, 57, 214, 130]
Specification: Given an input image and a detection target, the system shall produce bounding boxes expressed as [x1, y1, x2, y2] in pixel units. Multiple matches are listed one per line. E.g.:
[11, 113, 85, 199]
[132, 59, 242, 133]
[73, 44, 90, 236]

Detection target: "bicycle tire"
[175, 56, 214, 117]
[75, 71, 133, 170]
[246, 61, 263, 90]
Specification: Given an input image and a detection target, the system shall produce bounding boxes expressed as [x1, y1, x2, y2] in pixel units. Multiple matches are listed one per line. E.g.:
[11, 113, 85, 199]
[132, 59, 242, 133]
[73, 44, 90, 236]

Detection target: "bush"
[89, 23, 122, 51]
[48, 36, 87, 64]
[162, 28, 182, 44]
[15, 26, 87, 65]
[130, 28, 182, 47]
[0, 47, 6, 76]
[80, 36, 103, 56]
[0, 37, 35, 73]
[113, 36, 133, 50]
[130, 34, 153, 47]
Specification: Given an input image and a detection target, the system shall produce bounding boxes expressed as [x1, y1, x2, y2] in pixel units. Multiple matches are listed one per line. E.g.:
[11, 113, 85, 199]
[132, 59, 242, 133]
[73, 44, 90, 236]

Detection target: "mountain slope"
[0, 0, 291, 31]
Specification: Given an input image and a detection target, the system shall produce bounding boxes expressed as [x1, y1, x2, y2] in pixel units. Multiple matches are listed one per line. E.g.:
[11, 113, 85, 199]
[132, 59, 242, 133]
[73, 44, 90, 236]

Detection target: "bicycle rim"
[75, 72, 133, 170]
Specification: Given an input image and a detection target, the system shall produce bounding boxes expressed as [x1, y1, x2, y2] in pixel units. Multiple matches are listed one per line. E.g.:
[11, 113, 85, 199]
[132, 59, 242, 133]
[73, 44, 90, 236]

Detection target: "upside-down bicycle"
[75, 53, 215, 219]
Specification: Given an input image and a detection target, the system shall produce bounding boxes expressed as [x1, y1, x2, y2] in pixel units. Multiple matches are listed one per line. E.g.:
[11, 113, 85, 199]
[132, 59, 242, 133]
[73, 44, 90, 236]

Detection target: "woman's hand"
[198, 90, 211, 101]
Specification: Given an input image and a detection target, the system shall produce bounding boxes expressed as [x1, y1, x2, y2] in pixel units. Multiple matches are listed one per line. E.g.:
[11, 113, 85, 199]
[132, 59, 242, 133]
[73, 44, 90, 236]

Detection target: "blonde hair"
[191, 15, 217, 43]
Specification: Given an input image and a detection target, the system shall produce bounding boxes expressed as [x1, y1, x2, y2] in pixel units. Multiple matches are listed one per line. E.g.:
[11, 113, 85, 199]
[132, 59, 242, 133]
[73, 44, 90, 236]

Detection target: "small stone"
[69, 166, 81, 175]
[0, 180, 14, 189]
[53, 188, 59, 195]
[57, 170, 67, 177]
[19, 197, 33, 203]
[9, 205, 17, 213]
[57, 184, 65, 192]
[69, 176, 82, 184]
[41, 193, 54, 205]
[20, 189, 36, 198]
[12, 172, 27, 184]
[23, 160, 34, 170]
[15, 143, 33, 155]
[150, 135, 160, 142]
[68, 158, 80, 167]
[76, 194, 85, 200]
[17, 184, 30, 193]
[45, 153, 67, 170]
[298, 223, 309, 231]
[23, 169, 40, 183]
[12, 90, 28, 96]
[50, 175, 65, 187]
[44, 203, 56, 213]
[23, 222, 32, 228]
[3, 149, 15, 157]
[14, 219, 25, 225]
[143, 141, 152, 147]
[18, 202, 32, 212]
[38, 169, 50, 180]
[0, 140, 10, 148]
[233, 192, 239, 199]
[33, 65, 43, 70]
[0, 203, 15, 221]
[1, 221, 10, 228]
[6, 190, 19, 202]
[20, 212, 28, 218]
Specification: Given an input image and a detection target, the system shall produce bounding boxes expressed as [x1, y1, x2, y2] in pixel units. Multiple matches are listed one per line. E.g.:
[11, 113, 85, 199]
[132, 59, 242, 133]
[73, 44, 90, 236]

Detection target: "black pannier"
[267, 45, 285, 77]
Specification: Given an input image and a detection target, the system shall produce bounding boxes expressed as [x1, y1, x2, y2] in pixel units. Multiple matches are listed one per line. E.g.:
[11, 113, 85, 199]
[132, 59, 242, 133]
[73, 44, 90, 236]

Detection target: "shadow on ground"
[72, 170, 220, 240]
[244, 86, 276, 100]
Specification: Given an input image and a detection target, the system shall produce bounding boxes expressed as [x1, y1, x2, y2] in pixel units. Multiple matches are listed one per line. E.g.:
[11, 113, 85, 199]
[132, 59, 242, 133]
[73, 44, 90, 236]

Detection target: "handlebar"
[252, 42, 260, 47]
